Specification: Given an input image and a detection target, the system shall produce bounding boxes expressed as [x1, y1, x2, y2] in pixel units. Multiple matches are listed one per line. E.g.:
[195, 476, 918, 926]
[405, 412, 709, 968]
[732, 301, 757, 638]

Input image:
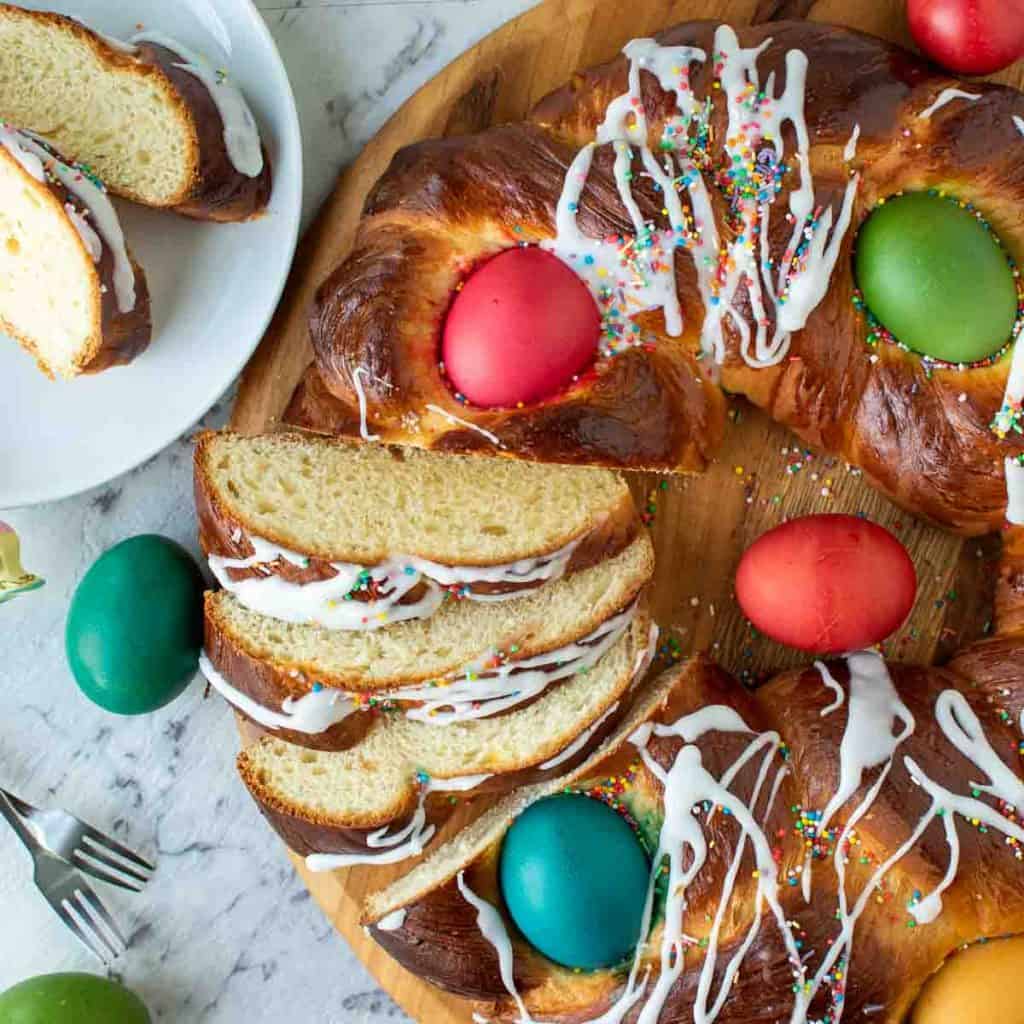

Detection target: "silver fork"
[0, 785, 154, 892]
[0, 790, 127, 963]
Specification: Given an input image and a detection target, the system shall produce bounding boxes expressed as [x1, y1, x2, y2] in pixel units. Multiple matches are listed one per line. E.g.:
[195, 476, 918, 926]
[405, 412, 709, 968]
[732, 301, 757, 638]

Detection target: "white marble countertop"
[0, 1, 537, 1020]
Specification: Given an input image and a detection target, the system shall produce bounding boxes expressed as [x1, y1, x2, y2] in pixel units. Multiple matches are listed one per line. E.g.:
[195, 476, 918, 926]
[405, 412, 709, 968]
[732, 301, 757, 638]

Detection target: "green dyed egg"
[66, 535, 204, 715]
[855, 192, 1017, 364]
[498, 793, 649, 970]
[0, 973, 150, 1024]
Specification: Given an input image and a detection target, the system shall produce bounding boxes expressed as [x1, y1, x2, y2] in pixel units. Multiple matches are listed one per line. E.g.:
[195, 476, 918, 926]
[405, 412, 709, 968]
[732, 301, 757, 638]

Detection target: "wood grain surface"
[229, 1, 1023, 1019]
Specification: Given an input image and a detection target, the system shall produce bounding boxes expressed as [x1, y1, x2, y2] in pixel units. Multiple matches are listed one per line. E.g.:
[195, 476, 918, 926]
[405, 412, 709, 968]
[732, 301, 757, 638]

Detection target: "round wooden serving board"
[230, 1, 1024, 1019]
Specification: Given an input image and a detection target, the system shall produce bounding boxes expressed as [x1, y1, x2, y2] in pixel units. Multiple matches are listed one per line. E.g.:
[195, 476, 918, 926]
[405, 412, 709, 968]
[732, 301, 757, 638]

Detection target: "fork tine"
[72, 850, 145, 893]
[79, 838, 151, 887]
[55, 897, 113, 964]
[72, 886, 126, 958]
[81, 824, 155, 873]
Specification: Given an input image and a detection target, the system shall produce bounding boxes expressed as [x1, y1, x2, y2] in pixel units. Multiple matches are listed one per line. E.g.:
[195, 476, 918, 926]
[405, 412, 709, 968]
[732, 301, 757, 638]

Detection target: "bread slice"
[237, 610, 656, 868]
[0, 125, 150, 377]
[195, 429, 638, 570]
[0, 5, 271, 221]
[201, 528, 655, 712]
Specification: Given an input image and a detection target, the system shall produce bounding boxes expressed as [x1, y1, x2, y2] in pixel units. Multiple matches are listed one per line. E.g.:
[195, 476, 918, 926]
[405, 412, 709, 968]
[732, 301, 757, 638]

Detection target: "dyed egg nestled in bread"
[0, 4, 272, 221]
[0, 124, 151, 378]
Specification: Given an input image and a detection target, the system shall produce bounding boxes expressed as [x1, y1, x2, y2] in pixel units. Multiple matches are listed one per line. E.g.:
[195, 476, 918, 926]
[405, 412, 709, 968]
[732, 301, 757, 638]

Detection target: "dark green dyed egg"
[498, 793, 649, 970]
[66, 535, 204, 715]
[0, 973, 150, 1023]
[855, 192, 1018, 364]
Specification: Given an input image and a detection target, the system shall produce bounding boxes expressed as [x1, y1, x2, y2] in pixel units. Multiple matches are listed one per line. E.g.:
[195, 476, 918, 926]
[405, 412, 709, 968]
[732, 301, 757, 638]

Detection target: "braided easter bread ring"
[293, 20, 1024, 535]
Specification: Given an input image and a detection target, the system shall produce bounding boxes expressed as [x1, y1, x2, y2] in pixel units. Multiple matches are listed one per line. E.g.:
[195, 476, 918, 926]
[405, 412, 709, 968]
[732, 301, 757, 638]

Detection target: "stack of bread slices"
[196, 431, 658, 870]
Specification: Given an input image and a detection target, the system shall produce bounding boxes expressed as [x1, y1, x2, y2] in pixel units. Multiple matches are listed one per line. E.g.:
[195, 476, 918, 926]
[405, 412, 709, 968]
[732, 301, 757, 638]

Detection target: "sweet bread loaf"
[0, 4, 271, 221]
[234, 607, 657, 869]
[296, 20, 1024, 535]
[0, 124, 150, 377]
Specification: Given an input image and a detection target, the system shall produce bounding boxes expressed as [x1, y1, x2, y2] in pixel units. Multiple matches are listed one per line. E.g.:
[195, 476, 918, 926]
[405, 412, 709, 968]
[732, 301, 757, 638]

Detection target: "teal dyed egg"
[0, 973, 150, 1024]
[855, 192, 1018, 365]
[498, 793, 649, 970]
[66, 535, 204, 715]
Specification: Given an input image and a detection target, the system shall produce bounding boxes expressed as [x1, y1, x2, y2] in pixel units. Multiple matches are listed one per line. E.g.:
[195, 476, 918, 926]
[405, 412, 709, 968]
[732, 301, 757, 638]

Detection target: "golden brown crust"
[300, 18, 1024, 531]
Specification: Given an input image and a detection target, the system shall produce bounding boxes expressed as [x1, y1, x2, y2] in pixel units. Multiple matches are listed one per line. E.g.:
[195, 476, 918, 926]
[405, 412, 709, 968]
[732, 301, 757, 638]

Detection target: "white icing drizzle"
[0, 124, 45, 180]
[901, 755, 1024, 925]
[391, 601, 638, 724]
[1, 127, 136, 312]
[934, 690, 1024, 814]
[1006, 458, 1024, 525]
[628, 707, 806, 1024]
[65, 203, 103, 261]
[425, 404, 504, 448]
[802, 651, 915, 902]
[376, 908, 407, 931]
[544, 28, 860, 372]
[538, 702, 619, 770]
[918, 88, 982, 120]
[306, 773, 489, 871]
[199, 651, 357, 733]
[1014, 115, 1024, 137]
[209, 531, 582, 628]
[843, 123, 861, 162]
[814, 659, 845, 716]
[131, 31, 263, 177]
[456, 872, 548, 1024]
[350, 366, 381, 442]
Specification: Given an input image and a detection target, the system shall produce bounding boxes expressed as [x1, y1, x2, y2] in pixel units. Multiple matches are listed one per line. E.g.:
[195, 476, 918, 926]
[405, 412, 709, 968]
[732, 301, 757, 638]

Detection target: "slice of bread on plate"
[0, 4, 271, 221]
[195, 430, 639, 608]
[201, 531, 654, 749]
[0, 124, 151, 378]
[235, 609, 657, 869]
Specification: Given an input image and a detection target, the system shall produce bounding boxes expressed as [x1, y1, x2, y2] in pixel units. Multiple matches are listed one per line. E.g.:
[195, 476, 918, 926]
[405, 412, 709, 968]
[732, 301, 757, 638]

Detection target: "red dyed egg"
[442, 248, 600, 408]
[735, 514, 917, 654]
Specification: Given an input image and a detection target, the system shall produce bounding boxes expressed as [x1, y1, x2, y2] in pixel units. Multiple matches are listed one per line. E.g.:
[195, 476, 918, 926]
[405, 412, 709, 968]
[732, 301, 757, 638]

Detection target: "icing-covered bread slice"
[0, 125, 150, 378]
[0, 4, 271, 221]
[236, 609, 657, 870]
[195, 430, 640, 620]
[201, 533, 654, 749]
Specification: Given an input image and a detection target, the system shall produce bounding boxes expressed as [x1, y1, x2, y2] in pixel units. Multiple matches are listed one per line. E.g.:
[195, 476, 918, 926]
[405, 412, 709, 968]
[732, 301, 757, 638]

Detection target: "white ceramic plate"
[0, 0, 302, 507]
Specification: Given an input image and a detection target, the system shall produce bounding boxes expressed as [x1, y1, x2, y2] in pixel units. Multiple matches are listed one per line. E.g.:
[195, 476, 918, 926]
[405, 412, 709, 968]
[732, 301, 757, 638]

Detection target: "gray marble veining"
[0, 2, 537, 1020]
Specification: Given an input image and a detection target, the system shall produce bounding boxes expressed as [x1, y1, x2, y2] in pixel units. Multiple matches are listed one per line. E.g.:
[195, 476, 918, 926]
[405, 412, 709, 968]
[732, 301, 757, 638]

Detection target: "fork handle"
[0, 788, 43, 856]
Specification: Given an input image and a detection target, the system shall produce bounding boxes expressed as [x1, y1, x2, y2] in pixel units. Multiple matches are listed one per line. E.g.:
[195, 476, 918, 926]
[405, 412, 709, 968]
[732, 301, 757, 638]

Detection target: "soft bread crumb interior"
[0, 10, 193, 205]
[242, 616, 648, 819]
[200, 431, 633, 564]
[210, 534, 653, 688]
[0, 149, 96, 376]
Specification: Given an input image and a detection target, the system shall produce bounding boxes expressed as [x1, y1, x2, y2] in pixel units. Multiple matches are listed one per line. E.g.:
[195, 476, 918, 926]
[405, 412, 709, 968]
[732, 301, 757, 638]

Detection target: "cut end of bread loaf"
[204, 531, 654, 693]
[0, 142, 100, 378]
[0, 6, 198, 207]
[237, 611, 653, 834]
[195, 430, 636, 566]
